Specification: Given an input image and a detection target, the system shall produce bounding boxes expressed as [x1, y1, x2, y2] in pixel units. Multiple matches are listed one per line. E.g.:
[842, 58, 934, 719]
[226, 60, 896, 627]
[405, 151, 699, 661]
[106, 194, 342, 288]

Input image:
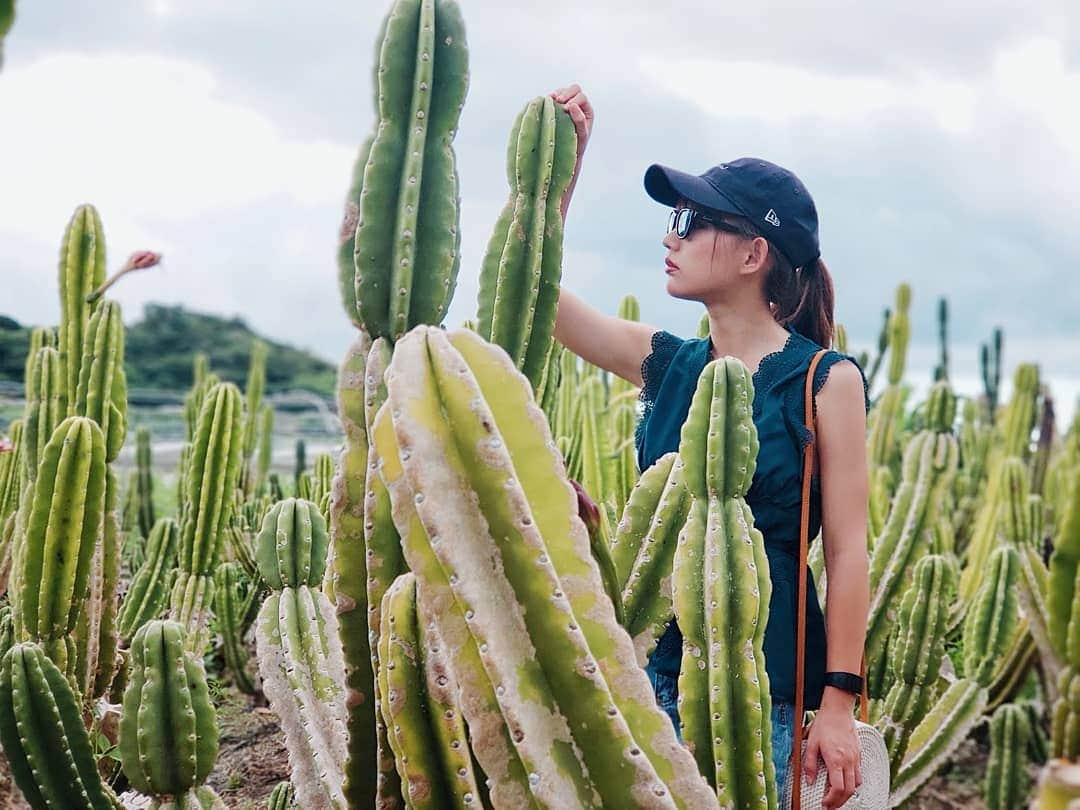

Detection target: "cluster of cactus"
[367, 325, 715, 806]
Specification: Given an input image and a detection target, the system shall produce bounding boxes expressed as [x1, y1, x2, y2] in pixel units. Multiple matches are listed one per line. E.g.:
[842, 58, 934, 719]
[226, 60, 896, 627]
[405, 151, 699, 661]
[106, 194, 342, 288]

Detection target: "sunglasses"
[667, 207, 746, 239]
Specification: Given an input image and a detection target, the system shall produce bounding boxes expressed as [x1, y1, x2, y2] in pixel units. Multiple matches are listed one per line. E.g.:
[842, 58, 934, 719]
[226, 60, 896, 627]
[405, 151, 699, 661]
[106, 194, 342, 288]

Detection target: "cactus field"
[2, 1, 1080, 808]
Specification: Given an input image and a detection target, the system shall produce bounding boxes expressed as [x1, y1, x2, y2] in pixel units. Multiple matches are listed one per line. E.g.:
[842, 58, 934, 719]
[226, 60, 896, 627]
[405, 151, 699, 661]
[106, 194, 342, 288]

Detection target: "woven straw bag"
[782, 349, 890, 809]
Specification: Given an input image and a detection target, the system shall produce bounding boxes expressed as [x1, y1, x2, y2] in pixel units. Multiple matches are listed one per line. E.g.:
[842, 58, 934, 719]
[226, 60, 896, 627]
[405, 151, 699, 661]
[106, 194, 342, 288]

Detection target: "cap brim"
[644, 164, 745, 217]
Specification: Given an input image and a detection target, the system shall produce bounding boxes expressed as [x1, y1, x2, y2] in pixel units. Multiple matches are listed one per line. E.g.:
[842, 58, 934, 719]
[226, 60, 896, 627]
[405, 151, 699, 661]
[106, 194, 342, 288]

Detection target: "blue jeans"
[646, 661, 796, 796]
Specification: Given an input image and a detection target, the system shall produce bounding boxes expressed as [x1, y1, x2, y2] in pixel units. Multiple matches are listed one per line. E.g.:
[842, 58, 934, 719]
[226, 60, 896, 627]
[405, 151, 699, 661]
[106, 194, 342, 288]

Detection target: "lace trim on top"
[634, 330, 683, 451]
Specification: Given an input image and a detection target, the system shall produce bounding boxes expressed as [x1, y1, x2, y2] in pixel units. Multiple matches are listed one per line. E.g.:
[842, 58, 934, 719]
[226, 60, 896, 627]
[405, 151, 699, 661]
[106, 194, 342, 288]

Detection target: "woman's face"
[661, 198, 762, 303]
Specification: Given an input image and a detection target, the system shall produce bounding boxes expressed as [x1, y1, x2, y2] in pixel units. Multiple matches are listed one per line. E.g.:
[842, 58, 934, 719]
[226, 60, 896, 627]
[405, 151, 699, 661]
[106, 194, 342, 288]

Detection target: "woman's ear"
[740, 236, 771, 275]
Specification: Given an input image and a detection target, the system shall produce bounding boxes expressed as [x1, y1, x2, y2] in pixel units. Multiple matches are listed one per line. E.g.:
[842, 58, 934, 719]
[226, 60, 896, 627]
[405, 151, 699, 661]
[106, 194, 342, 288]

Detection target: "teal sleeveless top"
[634, 322, 870, 710]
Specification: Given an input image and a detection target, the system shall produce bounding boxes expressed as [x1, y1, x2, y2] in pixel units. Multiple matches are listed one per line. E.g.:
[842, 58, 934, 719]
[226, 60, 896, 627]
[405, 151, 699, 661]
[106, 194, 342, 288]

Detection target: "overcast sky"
[2, 1, 1078, 425]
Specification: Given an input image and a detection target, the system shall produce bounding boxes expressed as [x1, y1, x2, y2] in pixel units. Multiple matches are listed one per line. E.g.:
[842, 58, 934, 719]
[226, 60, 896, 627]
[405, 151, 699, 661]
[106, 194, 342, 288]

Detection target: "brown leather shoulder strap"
[791, 349, 869, 807]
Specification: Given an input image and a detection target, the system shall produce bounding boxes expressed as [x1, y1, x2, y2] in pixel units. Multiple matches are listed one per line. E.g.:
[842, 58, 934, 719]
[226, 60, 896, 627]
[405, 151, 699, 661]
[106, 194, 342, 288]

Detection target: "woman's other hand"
[550, 83, 594, 219]
[802, 702, 862, 808]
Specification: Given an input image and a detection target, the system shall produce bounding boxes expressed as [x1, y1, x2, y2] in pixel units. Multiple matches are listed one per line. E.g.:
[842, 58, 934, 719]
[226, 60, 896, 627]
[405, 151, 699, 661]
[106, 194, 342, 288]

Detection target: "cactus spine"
[0, 642, 119, 809]
[476, 94, 577, 391]
[119, 620, 221, 804]
[353, 0, 469, 342]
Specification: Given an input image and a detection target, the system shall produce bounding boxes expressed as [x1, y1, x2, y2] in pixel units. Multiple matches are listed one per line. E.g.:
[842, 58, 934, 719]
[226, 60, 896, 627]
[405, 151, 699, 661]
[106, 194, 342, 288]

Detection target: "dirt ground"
[0, 686, 1043, 808]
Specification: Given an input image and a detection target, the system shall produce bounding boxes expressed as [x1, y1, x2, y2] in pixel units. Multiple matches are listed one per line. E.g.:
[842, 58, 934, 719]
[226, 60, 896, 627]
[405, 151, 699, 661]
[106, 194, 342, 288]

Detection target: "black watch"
[823, 671, 863, 695]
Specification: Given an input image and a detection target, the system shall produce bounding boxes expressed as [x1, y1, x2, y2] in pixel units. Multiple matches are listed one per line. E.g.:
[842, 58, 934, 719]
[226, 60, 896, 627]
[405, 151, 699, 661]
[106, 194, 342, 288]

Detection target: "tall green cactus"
[0, 642, 119, 809]
[981, 326, 1004, 421]
[958, 364, 1040, 609]
[875, 554, 955, 772]
[22, 346, 62, 484]
[353, 0, 469, 342]
[866, 284, 911, 492]
[933, 296, 949, 382]
[0, 418, 22, 523]
[1049, 465, 1080, 759]
[241, 340, 268, 495]
[254, 498, 347, 809]
[135, 425, 156, 538]
[360, 338, 408, 807]
[476, 94, 577, 391]
[214, 562, 256, 695]
[611, 451, 690, 662]
[890, 678, 988, 805]
[13, 416, 106, 675]
[58, 204, 107, 418]
[74, 466, 122, 701]
[74, 299, 127, 462]
[255, 404, 274, 496]
[119, 620, 222, 806]
[326, 333, 384, 807]
[865, 382, 959, 695]
[672, 357, 775, 806]
[372, 325, 714, 807]
[984, 703, 1032, 810]
[378, 572, 485, 807]
[169, 381, 245, 654]
[962, 545, 1021, 686]
[118, 517, 179, 642]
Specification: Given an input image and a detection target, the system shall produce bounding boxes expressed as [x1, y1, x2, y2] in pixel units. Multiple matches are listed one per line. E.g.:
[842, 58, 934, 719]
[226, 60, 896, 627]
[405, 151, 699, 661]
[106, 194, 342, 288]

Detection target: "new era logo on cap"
[764, 209, 781, 227]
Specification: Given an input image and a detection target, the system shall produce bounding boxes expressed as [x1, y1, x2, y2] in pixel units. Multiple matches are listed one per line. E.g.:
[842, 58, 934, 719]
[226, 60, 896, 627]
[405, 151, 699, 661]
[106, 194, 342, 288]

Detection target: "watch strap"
[823, 671, 864, 695]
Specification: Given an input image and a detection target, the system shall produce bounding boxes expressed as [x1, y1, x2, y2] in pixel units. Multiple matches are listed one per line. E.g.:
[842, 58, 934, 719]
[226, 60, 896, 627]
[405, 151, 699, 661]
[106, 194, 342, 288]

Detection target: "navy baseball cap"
[644, 157, 820, 269]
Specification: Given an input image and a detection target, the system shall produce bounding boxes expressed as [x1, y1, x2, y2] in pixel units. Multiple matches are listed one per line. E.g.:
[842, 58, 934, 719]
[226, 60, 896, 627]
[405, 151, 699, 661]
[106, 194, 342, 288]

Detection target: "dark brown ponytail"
[768, 256, 835, 348]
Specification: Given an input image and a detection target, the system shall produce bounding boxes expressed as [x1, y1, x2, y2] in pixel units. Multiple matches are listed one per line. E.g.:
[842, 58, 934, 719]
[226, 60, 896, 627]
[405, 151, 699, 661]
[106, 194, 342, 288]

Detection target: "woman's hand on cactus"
[550, 82, 593, 218]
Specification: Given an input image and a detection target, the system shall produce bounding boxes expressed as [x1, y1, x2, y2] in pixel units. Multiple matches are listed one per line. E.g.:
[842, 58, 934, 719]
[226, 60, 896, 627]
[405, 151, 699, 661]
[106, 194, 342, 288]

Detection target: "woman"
[549, 83, 870, 809]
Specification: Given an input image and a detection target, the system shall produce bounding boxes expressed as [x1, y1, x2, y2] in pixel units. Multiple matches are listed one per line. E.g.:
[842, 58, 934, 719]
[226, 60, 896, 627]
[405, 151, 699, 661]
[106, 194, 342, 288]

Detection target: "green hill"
[0, 303, 336, 398]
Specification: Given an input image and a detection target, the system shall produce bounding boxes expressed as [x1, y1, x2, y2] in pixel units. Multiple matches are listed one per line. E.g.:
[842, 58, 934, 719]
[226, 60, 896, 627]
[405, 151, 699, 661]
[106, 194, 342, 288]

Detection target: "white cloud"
[0, 52, 354, 246]
[638, 54, 978, 134]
